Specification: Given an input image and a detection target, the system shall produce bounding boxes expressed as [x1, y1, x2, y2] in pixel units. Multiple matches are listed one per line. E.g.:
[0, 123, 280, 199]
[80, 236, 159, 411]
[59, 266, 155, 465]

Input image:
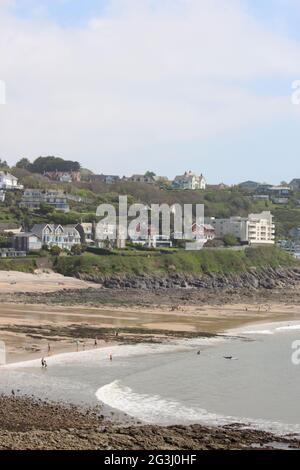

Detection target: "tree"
[30, 156, 81, 174]
[71, 244, 83, 255]
[145, 171, 156, 177]
[39, 203, 55, 216]
[16, 158, 31, 170]
[50, 245, 62, 256]
[223, 234, 239, 247]
[0, 159, 9, 169]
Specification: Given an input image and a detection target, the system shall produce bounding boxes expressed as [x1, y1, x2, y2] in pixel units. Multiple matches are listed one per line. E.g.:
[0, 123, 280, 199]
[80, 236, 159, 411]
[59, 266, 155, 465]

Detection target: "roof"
[0, 171, 18, 180]
[31, 224, 79, 236]
[13, 232, 41, 239]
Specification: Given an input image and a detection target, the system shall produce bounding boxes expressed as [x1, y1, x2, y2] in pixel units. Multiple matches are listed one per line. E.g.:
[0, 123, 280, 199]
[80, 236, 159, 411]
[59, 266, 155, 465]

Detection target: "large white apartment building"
[207, 211, 275, 245]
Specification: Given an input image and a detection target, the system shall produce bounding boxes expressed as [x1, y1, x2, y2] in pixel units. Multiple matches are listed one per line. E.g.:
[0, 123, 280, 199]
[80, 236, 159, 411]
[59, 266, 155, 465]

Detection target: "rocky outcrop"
[1, 396, 299, 450]
[77, 267, 300, 291]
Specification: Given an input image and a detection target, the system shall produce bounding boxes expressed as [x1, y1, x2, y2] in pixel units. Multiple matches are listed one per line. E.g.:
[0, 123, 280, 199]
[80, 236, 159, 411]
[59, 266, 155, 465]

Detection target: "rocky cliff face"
[77, 267, 300, 291]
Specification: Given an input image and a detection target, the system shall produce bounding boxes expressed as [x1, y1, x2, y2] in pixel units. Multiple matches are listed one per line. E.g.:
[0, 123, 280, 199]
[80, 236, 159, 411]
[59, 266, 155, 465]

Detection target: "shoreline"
[1, 323, 300, 450]
[1, 270, 300, 449]
[1, 300, 300, 364]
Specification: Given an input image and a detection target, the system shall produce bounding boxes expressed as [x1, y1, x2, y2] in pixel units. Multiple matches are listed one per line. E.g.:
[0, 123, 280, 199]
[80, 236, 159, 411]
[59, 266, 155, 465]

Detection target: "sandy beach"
[1, 270, 300, 450]
[0, 270, 300, 363]
[0, 270, 101, 293]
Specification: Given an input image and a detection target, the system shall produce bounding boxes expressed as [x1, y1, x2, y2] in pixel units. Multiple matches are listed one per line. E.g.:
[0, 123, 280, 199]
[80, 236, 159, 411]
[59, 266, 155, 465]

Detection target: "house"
[20, 189, 70, 212]
[44, 171, 81, 183]
[0, 171, 23, 190]
[128, 174, 157, 184]
[12, 233, 42, 252]
[269, 186, 291, 197]
[75, 223, 94, 244]
[172, 223, 215, 242]
[172, 171, 206, 190]
[0, 190, 5, 202]
[31, 224, 81, 250]
[206, 211, 275, 245]
[290, 179, 300, 192]
[238, 181, 260, 191]
[89, 174, 120, 184]
[255, 185, 290, 198]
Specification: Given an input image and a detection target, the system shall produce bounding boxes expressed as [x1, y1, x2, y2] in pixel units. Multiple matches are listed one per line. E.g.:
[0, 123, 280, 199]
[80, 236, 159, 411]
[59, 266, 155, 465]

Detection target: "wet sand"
[1, 301, 300, 363]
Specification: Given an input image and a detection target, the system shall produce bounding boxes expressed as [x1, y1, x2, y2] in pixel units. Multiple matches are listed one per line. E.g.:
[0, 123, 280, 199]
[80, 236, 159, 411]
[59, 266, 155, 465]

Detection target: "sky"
[0, 0, 300, 184]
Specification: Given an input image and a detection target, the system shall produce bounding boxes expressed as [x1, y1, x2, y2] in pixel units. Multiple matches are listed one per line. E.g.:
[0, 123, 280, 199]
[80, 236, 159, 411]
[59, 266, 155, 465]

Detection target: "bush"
[50, 245, 62, 256]
[223, 234, 239, 246]
[71, 244, 83, 256]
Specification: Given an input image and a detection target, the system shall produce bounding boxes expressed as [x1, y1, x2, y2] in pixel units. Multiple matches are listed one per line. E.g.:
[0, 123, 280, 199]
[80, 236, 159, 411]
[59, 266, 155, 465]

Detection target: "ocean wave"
[95, 380, 300, 436]
[227, 321, 300, 337]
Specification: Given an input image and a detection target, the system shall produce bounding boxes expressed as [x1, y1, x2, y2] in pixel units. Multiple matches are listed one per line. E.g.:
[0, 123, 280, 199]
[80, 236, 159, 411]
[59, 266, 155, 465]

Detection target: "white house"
[172, 171, 206, 190]
[0, 171, 23, 190]
[31, 224, 81, 250]
[207, 211, 275, 245]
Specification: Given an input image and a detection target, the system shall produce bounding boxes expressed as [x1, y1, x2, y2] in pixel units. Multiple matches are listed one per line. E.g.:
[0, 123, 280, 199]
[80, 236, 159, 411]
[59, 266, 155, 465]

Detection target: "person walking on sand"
[48, 343, 51, 354]
[110, 353, 113, 362]
[94, 338, 98, 347]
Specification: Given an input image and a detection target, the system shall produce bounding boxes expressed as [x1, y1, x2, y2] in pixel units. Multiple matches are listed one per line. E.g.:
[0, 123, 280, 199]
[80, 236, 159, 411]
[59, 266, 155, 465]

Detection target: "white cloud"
[0, 0, 299, 174]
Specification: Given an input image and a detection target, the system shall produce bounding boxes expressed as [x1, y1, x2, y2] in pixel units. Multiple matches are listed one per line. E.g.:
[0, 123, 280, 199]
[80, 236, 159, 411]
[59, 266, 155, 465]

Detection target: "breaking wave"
[96, 380, 300, 436]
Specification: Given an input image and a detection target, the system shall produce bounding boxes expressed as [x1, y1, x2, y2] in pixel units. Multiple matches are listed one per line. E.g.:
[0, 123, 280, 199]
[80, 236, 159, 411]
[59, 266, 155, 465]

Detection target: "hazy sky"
[0, 0, 300, 184]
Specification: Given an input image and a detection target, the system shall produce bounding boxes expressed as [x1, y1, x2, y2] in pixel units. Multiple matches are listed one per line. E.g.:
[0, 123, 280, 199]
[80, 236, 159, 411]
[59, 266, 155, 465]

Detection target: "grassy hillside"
[0, 257, 37, 273]
[54, 246, 298, 277]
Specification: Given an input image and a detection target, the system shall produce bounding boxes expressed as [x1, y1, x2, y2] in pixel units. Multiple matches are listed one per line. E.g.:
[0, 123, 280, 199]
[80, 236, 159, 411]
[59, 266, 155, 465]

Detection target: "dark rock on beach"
[0, 396, 299, 450]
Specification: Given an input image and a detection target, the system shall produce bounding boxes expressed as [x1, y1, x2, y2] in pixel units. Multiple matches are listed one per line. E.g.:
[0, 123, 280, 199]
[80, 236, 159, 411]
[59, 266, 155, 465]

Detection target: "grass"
[0, 257, 37, 273]
[54, 246, 298, 277]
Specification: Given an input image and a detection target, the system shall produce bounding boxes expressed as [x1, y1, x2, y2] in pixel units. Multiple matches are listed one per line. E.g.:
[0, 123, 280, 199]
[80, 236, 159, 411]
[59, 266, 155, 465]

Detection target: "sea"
[1, 321, 300, 436]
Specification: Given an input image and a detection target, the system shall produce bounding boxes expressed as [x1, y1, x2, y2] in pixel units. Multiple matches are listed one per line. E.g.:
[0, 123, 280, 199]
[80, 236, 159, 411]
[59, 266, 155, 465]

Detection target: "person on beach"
[41, 358, 48, 368]
[110, 354, 113, 361]
[94, 338, 98, 347]
[48, 343, 51, 354]
[197, 350, 201, 356]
